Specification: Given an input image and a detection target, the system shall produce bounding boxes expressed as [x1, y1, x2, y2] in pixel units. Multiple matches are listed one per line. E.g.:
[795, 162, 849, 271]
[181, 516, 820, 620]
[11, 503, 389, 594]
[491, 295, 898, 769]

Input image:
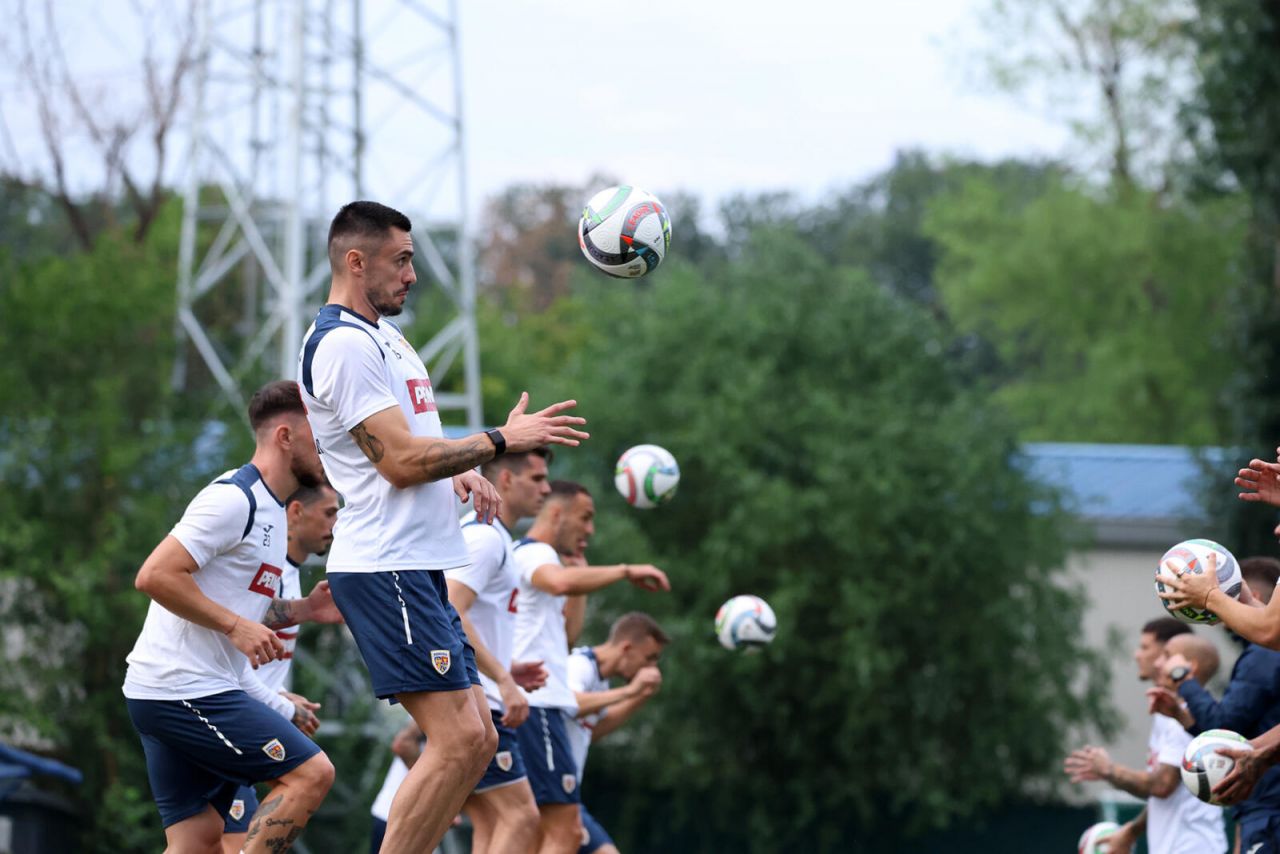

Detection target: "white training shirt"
[252, 557, 301, 694]
[566, 646, 610, 780]
[445, 514, 518, 713]
[1145, 713, 1226, 854]
[511, 539, 578, 713]
[122, 465, 295, 720]
[298, 304, 469, 572]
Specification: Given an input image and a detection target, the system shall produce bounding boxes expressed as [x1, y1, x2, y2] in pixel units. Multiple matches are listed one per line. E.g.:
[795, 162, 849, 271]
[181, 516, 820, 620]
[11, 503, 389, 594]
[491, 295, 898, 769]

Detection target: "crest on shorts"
[262, 738, 286, 762]
[495, 750, 513, 772]
[431, 649, 451, 675]
[562, 774, 577, 794]
[229, 799, 245, 821]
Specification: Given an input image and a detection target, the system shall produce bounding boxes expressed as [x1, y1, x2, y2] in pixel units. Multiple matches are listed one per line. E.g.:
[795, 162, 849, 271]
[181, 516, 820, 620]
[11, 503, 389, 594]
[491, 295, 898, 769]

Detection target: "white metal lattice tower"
[172, 0, 482, 431]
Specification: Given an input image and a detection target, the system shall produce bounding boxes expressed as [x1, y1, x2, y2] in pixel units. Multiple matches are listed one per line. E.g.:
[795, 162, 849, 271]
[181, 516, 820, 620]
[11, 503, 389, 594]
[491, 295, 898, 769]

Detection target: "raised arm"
[348, 393, 588, 490]
[529, 563, 670, 597]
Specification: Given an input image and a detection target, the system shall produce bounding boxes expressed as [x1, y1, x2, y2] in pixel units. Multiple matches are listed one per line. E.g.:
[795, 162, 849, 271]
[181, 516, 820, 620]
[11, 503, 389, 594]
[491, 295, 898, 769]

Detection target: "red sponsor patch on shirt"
[248, 563, 283, 598]
[406, 378, 437, 414]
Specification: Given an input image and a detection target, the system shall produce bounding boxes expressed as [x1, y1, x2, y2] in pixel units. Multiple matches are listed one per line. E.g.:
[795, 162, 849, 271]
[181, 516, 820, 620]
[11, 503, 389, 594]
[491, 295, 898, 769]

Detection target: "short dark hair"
[248, 380, 306, 431]
[480, 446, 553, 482]
[1142, 616, 1193, 643]
[608, 611, 670, 647]
[285, 481, 337, 509]
[1241, 556, 1280, 594]
[547, 480, 590, 502]
[327, 201, 412, 269]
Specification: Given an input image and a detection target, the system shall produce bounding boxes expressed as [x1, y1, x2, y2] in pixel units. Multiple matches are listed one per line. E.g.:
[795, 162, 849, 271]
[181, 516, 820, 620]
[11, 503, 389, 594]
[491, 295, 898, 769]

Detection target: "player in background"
[298, 200, 588, 854]
[1063, 619, 1226, 854]
[445, 448, 555, 854]
[123, 380, 341, 853]
[567, 613, 668, 854]
[223, 482, 341, 853]
[1147, 560, 1280, 854]
[512, 480, 671, 854]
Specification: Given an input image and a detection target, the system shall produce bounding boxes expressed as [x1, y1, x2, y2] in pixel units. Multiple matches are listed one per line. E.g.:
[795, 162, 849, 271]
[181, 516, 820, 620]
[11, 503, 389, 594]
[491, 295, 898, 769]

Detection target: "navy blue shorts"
[474, 710, 527, 793]
[515, 707, 580, 805]
[370, 816, 387, 854]
[578, 804, 614, 854]
[1241, 813, 1280, 853]
[223, 784, 258, 833]
[329, 570, 479, 700]
[126, 691, 320, 828]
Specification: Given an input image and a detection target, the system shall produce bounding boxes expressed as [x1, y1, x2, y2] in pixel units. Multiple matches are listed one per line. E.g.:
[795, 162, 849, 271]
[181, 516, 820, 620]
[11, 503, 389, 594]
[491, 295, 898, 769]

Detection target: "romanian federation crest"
[262, 738, 286, 762]
[228, 799, 245, 821]
[562, 774, 577, 794]
[495, 750, 513, 772]
[431, 649, 451, 675]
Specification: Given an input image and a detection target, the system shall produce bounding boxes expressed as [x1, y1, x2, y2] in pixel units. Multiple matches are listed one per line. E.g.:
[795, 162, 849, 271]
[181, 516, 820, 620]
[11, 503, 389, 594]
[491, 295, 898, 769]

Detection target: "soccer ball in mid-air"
[1154, 538, 1242, 624]
[1076, 822, 1120, 854]
[715, 595, 777, 651]
[578, 185, 671, 278]
[614, 444, 679, 509]
[1181, 729, 1250, 804]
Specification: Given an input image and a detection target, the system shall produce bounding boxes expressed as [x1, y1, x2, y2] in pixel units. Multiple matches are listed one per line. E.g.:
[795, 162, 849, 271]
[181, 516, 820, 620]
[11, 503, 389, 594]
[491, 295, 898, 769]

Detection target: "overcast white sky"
[0, 0, 1073, 224]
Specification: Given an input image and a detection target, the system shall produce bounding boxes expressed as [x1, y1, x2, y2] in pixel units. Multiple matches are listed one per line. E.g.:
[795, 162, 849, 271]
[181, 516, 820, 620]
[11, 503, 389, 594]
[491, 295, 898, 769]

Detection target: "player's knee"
[290, 752, 336, 798]
[509, 799, 539, 838]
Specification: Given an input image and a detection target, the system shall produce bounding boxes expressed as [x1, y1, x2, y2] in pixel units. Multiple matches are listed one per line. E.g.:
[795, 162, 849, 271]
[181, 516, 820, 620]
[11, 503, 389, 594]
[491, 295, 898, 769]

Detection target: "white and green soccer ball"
[1181, 729, 1250, 804]
[1077, 821, 1120, 854]
[1154, 538, 1242, 624]
[715, 595, 777, 652]
[614, 444, 679, 509]
[578, 185, 672, 278]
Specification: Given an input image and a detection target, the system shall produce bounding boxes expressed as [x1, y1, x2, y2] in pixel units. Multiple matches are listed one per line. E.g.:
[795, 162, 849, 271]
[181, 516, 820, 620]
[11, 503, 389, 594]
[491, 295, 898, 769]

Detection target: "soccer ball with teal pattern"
[614, 444, 679, 509]
[578, 185, 671, 278]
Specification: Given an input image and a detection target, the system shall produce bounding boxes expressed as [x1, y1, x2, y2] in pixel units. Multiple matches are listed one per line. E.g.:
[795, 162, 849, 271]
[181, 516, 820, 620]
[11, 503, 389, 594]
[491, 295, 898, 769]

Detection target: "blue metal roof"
[1021, 442, 1226, 524]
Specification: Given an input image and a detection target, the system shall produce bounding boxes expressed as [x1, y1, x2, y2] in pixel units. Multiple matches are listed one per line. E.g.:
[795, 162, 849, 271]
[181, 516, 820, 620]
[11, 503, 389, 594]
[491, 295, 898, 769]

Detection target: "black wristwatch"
[484, 428, 507, 457]
[1169, 665, 1191, 685]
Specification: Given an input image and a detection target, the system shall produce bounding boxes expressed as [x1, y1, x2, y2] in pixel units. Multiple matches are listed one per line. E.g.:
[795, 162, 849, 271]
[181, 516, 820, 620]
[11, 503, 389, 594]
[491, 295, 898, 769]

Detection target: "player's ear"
[345, 246, 365, 275]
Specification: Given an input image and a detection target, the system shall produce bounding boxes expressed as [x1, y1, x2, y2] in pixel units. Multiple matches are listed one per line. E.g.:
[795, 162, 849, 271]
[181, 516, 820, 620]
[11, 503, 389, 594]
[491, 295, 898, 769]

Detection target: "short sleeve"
[169, 483, 252, 568]
[446, 524, 506, 593]
[566, 652, 596, 694]
[513, 542, 559, 586]
[1155, 716, 1191, 767]
[310, 328, 399, 431]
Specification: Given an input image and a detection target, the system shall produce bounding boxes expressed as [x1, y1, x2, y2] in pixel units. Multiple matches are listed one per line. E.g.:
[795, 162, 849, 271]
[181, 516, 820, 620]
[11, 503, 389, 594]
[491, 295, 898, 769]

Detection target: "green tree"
[531, 229, 1112, 851]
[0, 204, 236, 851]
[926, 176, 1249, 444]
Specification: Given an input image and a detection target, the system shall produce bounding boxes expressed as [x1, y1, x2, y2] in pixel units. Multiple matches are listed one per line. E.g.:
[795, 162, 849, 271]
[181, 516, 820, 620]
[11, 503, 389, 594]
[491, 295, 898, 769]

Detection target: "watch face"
[1170, 665, 1191, 682]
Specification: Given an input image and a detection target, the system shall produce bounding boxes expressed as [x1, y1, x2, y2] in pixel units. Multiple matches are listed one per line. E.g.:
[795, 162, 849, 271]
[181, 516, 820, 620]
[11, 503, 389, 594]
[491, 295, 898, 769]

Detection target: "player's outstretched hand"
[228, 616, 284, 668]
[1146, 686, 1182, 718]
[303, 580, 344, 625]
[1155, 552, 1219, 612]
[501, 392, 589, 452]
[511, 660, 548, 692]
[454, 470, 501, 523]
[1237, 459, 1280, 507]
[1211, 746, 1264, 804]
[1062, 745, 1113, 783]
[624, 564, 670, 592]
[285, 691, 321, 736]
[498, 676, 531, 729]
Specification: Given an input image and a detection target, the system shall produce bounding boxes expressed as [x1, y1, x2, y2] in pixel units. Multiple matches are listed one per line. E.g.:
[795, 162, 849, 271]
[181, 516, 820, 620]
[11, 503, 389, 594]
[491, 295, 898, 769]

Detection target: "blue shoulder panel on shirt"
[301, 304, 385, 397]
[215, 463, 261, 541]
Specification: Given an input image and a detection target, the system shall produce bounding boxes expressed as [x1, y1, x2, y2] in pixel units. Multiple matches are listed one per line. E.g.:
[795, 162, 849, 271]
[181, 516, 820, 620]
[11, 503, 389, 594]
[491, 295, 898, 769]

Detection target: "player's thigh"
[164, 803, 224, 853]
[398, 686, 489, 753]
[221, 832, 247, 854]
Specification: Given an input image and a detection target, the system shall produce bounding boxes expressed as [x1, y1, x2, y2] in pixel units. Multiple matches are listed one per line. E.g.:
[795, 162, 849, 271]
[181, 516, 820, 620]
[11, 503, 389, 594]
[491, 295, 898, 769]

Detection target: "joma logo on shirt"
[406, 378, 438, 414]
[248, 563, 283, 598]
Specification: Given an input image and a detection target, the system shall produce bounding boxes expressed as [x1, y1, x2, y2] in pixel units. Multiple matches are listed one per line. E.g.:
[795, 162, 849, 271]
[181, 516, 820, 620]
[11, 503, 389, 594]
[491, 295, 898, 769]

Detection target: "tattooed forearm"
[417, 436, 495, 481]
[263, 598, 299, 629]
[350, 423, 385, 463]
